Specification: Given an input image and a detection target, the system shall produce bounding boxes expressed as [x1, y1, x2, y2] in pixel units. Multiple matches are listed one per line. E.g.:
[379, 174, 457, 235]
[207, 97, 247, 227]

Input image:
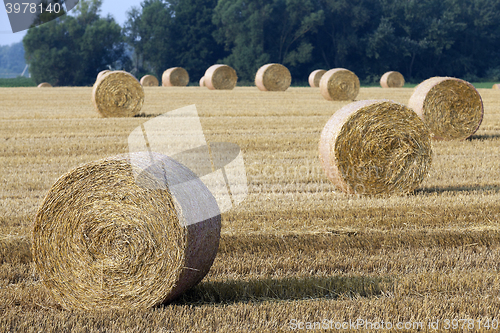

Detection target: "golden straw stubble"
[162, 67, 190, 87]
[408, 77, 483, 140]
[380, 71, 405, 88]
[255, 63, 292, 91]
[319, 68, 360, 101]
[308, 69, 326, 88]
[92, 71, 144, 118]
[140, 75, 159, 87]
[319, 100, 432, 195]
[204, 64, 238, 90]
[32, 153, 221, 310]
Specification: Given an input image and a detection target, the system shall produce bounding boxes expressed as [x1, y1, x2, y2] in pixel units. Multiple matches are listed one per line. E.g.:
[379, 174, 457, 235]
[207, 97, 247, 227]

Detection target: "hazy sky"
[0, 0, 141, 46]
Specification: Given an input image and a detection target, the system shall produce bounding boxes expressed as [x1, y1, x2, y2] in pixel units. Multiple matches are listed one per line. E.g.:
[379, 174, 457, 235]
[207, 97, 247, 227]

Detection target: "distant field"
[1, 86, 500, 332]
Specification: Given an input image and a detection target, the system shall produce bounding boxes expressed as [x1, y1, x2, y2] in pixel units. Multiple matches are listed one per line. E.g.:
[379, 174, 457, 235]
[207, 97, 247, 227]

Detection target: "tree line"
[23, 0, 500, 86]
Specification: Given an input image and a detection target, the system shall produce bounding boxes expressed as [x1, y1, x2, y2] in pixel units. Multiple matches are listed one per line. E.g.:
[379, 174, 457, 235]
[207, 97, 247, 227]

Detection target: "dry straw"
[204, 64, 238, 90]
[199, 76, 205, 87]
[140, 75, 159, 87]
[162, 67, 190, 87]
[319, 68, 360, 101]
[37, 82, 52, 88]
[97, 70, 111, 81]
[319, 100, 432, 196]
[380, 71, 405, 88]
[32, 153, 221, 311]
[255, 63, 292, 91]
[408, 77, 483, 140]
[308, 69, 326, 88]
[92, 70, 144, 118]
[493, 84, 500, 89]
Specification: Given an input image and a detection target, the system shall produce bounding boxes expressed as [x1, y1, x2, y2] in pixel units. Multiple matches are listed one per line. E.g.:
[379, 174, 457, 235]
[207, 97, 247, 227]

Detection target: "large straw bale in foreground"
[140, 75, 159, 87]
[319, 100, 432, 195]
[308, 69, 326, 88]
[408, 77, 483, 140]
[204, 65, 237, 90]
[37, 82, 52, 88]
[33, 153, 221, 310]
[493, 84, 500, 89]
[319, 68, 360, 101]
[380, 71, 405, 88]
[255, 63, 291, 91]
[92, 71, 144, 118]
[162, 67, 189, 87]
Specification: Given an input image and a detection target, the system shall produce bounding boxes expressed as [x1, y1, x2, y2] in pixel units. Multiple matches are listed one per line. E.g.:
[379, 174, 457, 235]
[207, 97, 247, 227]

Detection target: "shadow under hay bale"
[255, 63, 292, 91]
[319, 100, 432, 196]
[92, 71, 144, 118]
[32, 153, 221, 310]
[319, 68, 360, 101]
[380, 71, 405, 88]
[408, 77, 483, 141]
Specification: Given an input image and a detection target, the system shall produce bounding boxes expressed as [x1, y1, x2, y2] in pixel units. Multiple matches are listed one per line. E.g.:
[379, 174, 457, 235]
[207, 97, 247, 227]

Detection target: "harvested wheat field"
[1, 86, 500, 332]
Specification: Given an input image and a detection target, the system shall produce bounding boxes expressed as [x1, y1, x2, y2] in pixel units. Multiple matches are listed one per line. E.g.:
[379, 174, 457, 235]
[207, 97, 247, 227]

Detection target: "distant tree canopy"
[0, 42, 26, 77]
[23, 0, 500, 85]
[23, 0, 128, 86]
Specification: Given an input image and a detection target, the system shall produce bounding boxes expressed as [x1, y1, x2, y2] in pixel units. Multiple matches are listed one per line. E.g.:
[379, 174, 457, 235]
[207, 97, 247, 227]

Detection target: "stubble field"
[1, 86, 500, 332]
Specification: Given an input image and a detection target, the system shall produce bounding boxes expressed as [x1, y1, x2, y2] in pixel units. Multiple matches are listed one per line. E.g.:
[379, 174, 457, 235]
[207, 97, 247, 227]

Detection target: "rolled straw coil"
[380, 71, 405, 88]
[92, 70, 144, 118]
[97, 70, 110, 81]
[408, 77, 483, 140]
[37, 82, 52, 88]
[33, 152, 221, 310]
[319, 100, 432, 195]
[308, 69, 326, 88]
[492, 84, 500, 89]
[255, 63, 291, 91]
[200, 76, 205, 87]
[162, 67, 189, 87]
[140, 75, 159, 87]
[319, 68, 360, 101]
[204, 65, 237, 90]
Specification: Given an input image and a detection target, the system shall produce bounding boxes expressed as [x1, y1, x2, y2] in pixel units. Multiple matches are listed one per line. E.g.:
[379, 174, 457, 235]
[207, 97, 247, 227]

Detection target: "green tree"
[23, 0, 128, 86]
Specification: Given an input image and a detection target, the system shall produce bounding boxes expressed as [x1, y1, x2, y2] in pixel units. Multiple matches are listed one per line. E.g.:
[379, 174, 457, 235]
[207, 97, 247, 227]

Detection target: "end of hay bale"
[37, 82, 52, 88]
[319, 100, 432, 196]
[408, 76, 483, 141]
[493, 84, 500, 89]
[204, 65, 238, 90]
[32, 153, 221, 310]
[140, 75, 159, 87]
[200, 76, 205, 87]
[255, 63, 292, 91]
[308, 70, 327, 88]
[380, 71, 405, 88]
[319, 68, 360, 101]
[162, 67, 190, 87]
[92, 70, 144, 118]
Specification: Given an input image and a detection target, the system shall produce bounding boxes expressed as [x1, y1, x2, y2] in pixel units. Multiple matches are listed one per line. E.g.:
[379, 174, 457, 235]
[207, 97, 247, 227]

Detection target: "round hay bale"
[408, 77, 483, 140]
[319, 100, 432, 196]
[308, 69, 327, 88]
[380, 71, 405, 88]
[162, 67, 190, 87]
[97, 70, 111, 81]
[255, 63, 292, 91]
[204, 65, 238, 90]
[37, 82, 52, 88]
[140, 75, 159, 87]
[32, 152, 221, 310]
[319, 68, 360, 101]
[92, 70, 144, 118]
[199, 76, 205, 87]
[492, 84, 500, 89]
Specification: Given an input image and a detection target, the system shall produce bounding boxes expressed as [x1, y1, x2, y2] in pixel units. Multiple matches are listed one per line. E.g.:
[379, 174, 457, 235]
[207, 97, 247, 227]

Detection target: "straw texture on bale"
[32, 153, 221, 311]
[199, 76, 205, 87]
[140, 75, 159, 87]
[319, 100, 432, 196]
[408, 77, 483, 140]
[255, 63, 292, 91]
[308, 69, 326, 88]
[493, 84, 500, 89]
[380, 71, 405, 88]
[162, 67, 190, 87]
[319, 68, 360, 101]
[204, 65, 238, 90]
[37, 82, 52, 88]
[97, 70, 111, 81]
[92, 70, 144, 118]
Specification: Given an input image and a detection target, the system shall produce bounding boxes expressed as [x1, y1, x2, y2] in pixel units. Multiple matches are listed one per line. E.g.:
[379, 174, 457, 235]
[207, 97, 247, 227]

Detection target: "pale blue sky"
[0, 0, 141, 46]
